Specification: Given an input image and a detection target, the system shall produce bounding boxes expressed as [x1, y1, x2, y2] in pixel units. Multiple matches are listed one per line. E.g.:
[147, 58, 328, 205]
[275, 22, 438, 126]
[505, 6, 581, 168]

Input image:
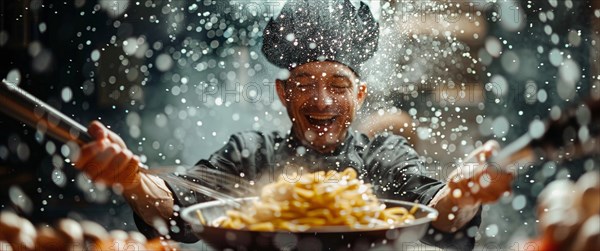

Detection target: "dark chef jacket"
[134, 130, 481, 250]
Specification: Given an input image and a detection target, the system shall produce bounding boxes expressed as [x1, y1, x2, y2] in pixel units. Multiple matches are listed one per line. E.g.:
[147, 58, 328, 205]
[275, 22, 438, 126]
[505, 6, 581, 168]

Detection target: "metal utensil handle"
[0, 79, 93, 145]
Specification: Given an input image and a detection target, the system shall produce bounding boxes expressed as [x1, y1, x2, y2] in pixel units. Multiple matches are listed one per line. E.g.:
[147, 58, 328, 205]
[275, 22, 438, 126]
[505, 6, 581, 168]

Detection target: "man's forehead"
[290, 71, 353, 79]
[290, 63, 358, 80]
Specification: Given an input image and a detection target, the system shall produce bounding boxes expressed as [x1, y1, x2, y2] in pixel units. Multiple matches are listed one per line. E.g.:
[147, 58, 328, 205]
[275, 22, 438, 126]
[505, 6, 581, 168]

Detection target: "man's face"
[276, 61, 367, 153]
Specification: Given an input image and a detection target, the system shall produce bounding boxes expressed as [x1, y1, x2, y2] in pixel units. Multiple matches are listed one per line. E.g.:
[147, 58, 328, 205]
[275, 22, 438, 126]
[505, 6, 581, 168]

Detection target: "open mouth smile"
[305, 114, 338, 127]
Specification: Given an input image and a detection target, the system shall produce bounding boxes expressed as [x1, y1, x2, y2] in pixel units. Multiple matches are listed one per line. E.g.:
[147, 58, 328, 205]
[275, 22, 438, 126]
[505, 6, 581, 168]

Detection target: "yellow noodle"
[199, 168, 419, 231]
[196, 210, 206, 225]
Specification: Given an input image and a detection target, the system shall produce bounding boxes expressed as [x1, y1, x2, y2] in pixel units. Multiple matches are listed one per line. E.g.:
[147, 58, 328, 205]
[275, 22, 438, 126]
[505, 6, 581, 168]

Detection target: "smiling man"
[277, 61, 366, 153]
[74, 1, 514, 250]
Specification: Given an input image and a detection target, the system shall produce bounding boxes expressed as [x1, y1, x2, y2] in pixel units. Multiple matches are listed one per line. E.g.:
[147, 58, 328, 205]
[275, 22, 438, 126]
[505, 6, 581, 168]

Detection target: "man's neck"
[290, 127, 349, 154]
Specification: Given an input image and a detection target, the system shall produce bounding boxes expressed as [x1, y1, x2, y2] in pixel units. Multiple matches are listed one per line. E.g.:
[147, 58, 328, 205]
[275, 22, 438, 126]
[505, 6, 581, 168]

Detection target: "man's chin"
[305, 133, 344, 151]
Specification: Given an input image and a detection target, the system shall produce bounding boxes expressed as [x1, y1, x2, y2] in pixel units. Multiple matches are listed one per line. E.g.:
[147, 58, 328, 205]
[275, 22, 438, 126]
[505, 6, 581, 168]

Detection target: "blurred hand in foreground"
[0, 211, 176, 250]
[535, 171, 599, 251]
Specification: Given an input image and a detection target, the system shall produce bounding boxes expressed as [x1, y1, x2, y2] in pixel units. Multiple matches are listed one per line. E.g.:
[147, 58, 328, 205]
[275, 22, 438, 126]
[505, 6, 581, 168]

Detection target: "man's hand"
[446, 140, 514, 207]
[73, 122, 176, 228]
[73, 121, 141, 189]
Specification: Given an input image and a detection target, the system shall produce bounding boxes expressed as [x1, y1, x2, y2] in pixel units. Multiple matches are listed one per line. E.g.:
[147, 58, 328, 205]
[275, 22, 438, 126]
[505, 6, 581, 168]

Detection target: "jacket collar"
[283, 128, 367, 156]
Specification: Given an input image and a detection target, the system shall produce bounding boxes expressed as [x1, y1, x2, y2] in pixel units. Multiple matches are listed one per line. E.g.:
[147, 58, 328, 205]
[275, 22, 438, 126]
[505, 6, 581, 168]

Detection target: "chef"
[74, 1, 514, 250]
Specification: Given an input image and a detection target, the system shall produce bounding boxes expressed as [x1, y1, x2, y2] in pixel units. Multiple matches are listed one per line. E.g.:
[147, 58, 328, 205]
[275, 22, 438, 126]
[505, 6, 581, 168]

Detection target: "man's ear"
[356, 82, 367, 108]
[275, 79, 288, 106]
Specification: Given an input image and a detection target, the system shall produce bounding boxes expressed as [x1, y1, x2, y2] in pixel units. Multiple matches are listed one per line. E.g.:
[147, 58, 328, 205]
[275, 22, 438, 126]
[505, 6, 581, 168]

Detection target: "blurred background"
[0, 0, 598, 249]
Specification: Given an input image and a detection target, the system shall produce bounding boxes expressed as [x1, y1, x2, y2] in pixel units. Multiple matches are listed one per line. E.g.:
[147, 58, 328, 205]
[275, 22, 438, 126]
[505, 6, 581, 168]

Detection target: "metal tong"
[0, 79, 252, 207]
[0, 79, 92, 145]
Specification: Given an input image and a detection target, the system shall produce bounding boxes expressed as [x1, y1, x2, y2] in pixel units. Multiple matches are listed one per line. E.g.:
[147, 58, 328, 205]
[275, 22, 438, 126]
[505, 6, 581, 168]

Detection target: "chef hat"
[262, 0, 379, 76]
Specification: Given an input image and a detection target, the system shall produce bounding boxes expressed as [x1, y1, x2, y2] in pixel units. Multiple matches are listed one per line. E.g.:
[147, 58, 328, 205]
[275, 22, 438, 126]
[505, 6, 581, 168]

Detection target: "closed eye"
[330, 78, 352, 89]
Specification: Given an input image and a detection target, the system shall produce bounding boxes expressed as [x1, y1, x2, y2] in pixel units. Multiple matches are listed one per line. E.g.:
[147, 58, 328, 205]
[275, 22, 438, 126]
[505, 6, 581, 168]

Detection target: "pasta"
[202, 168, 418, 232]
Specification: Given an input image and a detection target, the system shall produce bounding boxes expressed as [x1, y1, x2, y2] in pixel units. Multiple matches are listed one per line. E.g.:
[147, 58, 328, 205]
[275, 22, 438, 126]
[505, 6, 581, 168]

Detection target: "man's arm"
[429, 140, 514, 233]
[362, 133, 481, 249]
[428, 185, 480, 232]
[122, 173, 175, 227]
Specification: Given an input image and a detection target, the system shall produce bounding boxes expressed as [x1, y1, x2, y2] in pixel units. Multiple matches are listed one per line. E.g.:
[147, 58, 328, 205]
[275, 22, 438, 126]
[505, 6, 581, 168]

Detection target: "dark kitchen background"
[1, 0, 598, 249]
